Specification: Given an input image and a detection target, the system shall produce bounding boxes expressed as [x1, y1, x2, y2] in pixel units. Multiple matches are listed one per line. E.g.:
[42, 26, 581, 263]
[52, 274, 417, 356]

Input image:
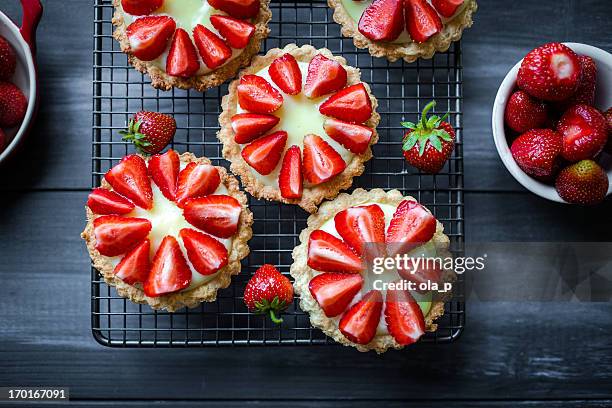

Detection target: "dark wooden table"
[1, 1, 611, 406]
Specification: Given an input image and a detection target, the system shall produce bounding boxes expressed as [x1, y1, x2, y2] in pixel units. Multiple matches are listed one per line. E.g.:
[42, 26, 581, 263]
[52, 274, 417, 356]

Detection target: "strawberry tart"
[290, 189, 453, 353]
[82, 151, 253, 311]
[329, 0, 478, 63]
[112, 0, 271, 91]
[218, 44, 380, 213]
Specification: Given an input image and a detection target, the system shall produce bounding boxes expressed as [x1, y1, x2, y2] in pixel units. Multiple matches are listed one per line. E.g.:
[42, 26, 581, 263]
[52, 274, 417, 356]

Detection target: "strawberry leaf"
[402, 132, 419, 151]
[401, 121, 416, 129]
[429, 134, 443, 152]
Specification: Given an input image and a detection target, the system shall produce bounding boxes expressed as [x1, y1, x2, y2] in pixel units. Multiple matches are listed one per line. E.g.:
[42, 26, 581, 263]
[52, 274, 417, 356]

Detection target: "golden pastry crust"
[112, 0, 272, 91]
[218, 43, 380, 213]
[328, 0, 478, 63]
[290, 188, 454, 353]
[82, 153, 253, 312]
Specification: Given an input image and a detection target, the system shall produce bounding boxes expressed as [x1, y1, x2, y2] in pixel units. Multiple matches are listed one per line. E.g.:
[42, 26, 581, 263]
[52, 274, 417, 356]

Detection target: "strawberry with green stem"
[120, 111, 177, 155]
[244, 264, 294, 324]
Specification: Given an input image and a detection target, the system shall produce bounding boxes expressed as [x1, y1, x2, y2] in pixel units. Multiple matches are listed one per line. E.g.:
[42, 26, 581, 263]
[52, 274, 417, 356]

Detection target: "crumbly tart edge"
[328, 0, 478, 63]
[218, 43, 380, 214]
[112, 0, 272, 92]
[81, 152, 254, 312]
[290, 188, 454, 354]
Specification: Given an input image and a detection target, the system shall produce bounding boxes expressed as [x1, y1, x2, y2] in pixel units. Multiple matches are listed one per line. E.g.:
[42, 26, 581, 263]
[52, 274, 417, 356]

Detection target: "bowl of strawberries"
[493, 42, 612, 205]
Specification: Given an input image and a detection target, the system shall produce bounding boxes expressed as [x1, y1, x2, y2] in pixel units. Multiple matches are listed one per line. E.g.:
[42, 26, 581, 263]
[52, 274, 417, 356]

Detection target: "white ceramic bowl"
[492, 42, 612, 203]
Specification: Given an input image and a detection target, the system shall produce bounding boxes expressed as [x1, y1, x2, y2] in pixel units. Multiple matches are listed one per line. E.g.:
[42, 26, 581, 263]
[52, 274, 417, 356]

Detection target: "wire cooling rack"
[91, 0, 465, 347]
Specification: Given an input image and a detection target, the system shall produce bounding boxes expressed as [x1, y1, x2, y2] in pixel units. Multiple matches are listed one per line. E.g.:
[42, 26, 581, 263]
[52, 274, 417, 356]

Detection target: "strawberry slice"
[308, 272, 363, 318]
[183, 195, 242, 238]
[302, 134, 346, 185]
[384, 286, 426, 345]
[386, 200, 436, 256]
[231, 113, 280, 144]
[143, 236, 192, 297]
[210, 15, 255, 49]
[208, 0, 260, 19]
[334, 204, 385, 257]
[175, 163, 221, 205]
[126, 16, 176, 61]
[358, 0, 403, 42]
[279, 145, 303, 199]
[105, 155, 153, 210]
[237, 75, 284, 114]
[241, 131, 287, 175]
[397, 260, 443, 292]
[404, 0, 443, 43]
[166, 28, 200, 78]
[303, 54, 347, 99]
[121, 0, 163, 15]
[93, 215, 152, 257]
[113, 239, 151, 285]
[148, 149, 180, 201]
[431, 0, 464, 18]
[319, 84, 372, 124]
[269, 54, 302, 95]
[180, 228, 229, 275]
[307, 230, 363, 273]
[339, 290, 383, 345]
[323, 118, 373, 154]
[193, 24, 232, 69]
[87, 188, 135, 215]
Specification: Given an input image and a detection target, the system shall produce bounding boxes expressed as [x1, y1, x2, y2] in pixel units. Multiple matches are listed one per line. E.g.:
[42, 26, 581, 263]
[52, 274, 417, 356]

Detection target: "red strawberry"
[166, 28, 200, 78]
[517, 43, 581, 101]
[510, 129, 563, 180]
[241, 130, 287, 175]
[113, 239, 151, 285]
[0, 128, 7, 153]
[231, 113, 280, 144]
[0, 36, 16, 81]
[183, 195, 241, 238]
[175, 162, 221, 205]
[555, 160, 609, 205]
[385, 286, 426, 345]
[303, 54, 347, 99]
[120, 111, 177, 154]
[143, 236, 192, 297]
[87, 188, 135, 215]
[334, 204, 385, 257]
[604, 108, 612, 154]
[0, 82, 28, 127]
[309, 272, 364, 318]
[307, 230, 363, 273]
[208, 0, 260, 19]
[121, 0, 163, 15]
[302, 134, 346, 184]
[193, 24, 232, 70]
[504, 90, 549, 134]
[397, 260, 443, 292]
[269, 54, 302, 95]
[237, 75, 284, 114]
[431, 0, 464, 18]
[358, 0, 403, 42]
[319, 84, 372, 123]
[243, 264, 294, 324]
[93, 215, 152, 257]
[148, 149, 180, 201]
[279, 145, 303, 199]
[323, 118, 373, 155]
[210, 15, 255, 49]
[386, 200, 436, 256]
[180, 228, 229, 275]
[339, 290, 383, 345]
[556, 55, 597, 110]
[126, 16, 176, 61]
[557, 104, 607, 162]
[105, 155, 153, 209]
[404, 0, 443, 43]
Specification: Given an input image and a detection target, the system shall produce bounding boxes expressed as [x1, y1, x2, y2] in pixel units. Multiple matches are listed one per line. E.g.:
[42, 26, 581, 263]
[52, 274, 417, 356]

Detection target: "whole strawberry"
[0, 36, 16, 81]
[0, 82, 28, 127]
[402, 101, 455, 174]
[557, 104, 607, 162]
[0, 128, 7, 153]
[120, 111, 176, 154]
[556, 160, 609, 205]
[604, 107, 612, 154]
[243, 264, 294, 324]
[511, 129, 563, 180]
[555, 55, 597, 111]
[504, 90, 549, 133]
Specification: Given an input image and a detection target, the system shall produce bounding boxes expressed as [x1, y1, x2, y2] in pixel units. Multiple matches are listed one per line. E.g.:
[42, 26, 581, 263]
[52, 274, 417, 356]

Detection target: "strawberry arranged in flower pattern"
[358, 0, 403, 42]
[404, 0, 443, 43]
[166, 28, 200, 78]
[244, 264, 294, 324]
[144, 235, 192, 297]
[87, 188, 135, 215]
[339, 290, 383, 345]
[231, 113, 280, 144]
[208, 0, 260, 19]
[304, 54, 347, 99]
[269, 54, 302, 95]
[180, 228, 229, 276]
[334, 204, 386, 257]
[113, 239, 151, 285]
[385, 285, 426, 345]
[319, 83, 373, 124]
[126, 16, 176, 61]
[210, 15, 256, 49]
[183, 195, 242, 239]
[431, 0, 465, 18]
[279, 145, 303, 199]
[324, 118, 374, 155]
[148, 149, 180, 201]
[105, 155, 154, 209]
[241, 131, 288, 175]
[121, 0, 163, 16]
[237, 75, 284, 114]
[302, 134, 347, 185]
[309, 273, 364, 318]
[175, 162, 221, 205]
[93, 215, 152, 257]
[386, 200, 436, 256]
[307, 230, 363, 273]
[557, 104, 608, 162]
[120, 111, 177, 155]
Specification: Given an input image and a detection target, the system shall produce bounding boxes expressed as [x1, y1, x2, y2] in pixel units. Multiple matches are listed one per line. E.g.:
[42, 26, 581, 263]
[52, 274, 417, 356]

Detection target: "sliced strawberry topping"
[231, 113, 280, 144]
[105, 155, 153, 210]
[334, 204, 385, 257]
[241, 131, 287, 175]
[302, 134, 346, 185]
[404, 0, 443, 43]
[319, 84, 372, 124]
[208, 0, 260, 19]
[279, 145, 303, 199]
[166, 28, 200, 78]
[397, 260, 443, 293]
[193, 24, 232, 69]
[269, 54, 302, 95]
[323, 118, 374, 154]
[183, 195, 242, 238]
[386, 200, 436, 255]
[113, 239, 151, 285]
[210, 15, 255, 49]
[87, 188, 135, 215]
[175, 163, 221, 205]
[148, 149, 180, 201]
[237, 75, 284, 114]
[126, 16, 176, 61]
[309, 272, 363, 318]
[180, 228, 229, 275]
[93, 215, 152, 257]
[358, 0, 403, 42]
[303, 54, 347, 99]
[384, 286, 426, 345]
[431, 0, 464, 18]
[121, 0, 163, 16]
[143, 236, 192, 297]
[307, 230, 363, 273]
[339, 290, 383, 345]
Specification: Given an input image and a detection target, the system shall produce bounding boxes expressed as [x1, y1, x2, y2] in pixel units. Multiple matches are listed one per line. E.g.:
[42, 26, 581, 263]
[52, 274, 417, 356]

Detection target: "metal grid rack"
[92, 0, 465, 347]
